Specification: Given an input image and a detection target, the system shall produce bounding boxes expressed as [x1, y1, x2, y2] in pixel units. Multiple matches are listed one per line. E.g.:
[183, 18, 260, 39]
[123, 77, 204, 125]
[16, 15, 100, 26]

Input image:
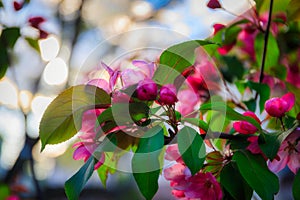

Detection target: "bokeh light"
[42, 57, 68, 86]
[39, 35, 60, 62]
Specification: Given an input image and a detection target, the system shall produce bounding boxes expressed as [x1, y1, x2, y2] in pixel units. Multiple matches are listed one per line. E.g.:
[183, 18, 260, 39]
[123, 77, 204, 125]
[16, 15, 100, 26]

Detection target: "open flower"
[121, 60, 156, 87]
[164, 144, 222, 200]
[265, 92, 295, 118]
[268, 129, 300, 174]
[233, 111, 261, 134]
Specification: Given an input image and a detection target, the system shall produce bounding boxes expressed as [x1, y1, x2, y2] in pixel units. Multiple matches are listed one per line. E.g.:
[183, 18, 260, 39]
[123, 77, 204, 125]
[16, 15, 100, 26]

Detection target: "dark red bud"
[207, 0, 222, 9]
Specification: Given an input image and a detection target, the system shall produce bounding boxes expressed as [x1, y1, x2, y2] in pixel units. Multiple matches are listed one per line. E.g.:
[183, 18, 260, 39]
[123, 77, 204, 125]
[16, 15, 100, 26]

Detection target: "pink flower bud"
[233, 111, 260, 134]
[13, 1, 23, 11]
[136, 78, 157, 101]
[213, 23, 225, 35]
[159, 84, 178, 105]
[265, 92, 295, 118]
[207, 0, 222, 9]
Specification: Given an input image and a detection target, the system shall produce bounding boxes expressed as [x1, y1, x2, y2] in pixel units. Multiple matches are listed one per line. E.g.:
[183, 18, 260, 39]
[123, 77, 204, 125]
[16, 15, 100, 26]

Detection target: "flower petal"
[281, 92, 295, 111]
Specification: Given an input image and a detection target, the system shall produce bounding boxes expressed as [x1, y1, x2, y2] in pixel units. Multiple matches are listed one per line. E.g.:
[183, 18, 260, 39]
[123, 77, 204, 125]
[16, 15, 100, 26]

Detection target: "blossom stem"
[255, 0, 274, 100]
[279, 117, 286, 131]
[164, 130, 242, 145]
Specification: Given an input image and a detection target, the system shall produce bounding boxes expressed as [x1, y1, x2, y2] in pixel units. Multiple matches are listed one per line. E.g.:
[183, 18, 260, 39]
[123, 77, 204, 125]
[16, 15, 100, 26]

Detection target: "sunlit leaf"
[178, 126, 206, 175]
[97, 152, 117, 188]
[154, 40, 217, 84]
[25, 37, 40, 53]
[39, 85, 111, 151]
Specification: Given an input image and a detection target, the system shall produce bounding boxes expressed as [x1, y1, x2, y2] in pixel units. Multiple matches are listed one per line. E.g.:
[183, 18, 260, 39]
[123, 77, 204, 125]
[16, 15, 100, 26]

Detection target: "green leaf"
[132, 126, 164, 200]
[200, 101, 262, 131]
[244, 99, 256, 112]
[1, 27, 21, 48]
[97, 102, 149, 127]
[288, 0, 300, 21]
[247, 81, 270, 113]
[220, 56, 245, 82]
[154, 40, 217, 84]
[263, 122, 298, 158]
[39, 85, 111, 151]
[97, 152, 117, 188]
[0, 45, 9, 79]
[267, 64, 287, 80]
[293, 170, 300, 200]
[0, 184, 10, 199]
[65, 157, 95, 200]
[25, 37, 40, 53]
[177, 126, 206, 175]
[181, 118, 209, 132]
[258, 132, 280, 160]
[221, 162, 253, 200]
[255, 33, 279, 73]
[233, 151, 279, 200]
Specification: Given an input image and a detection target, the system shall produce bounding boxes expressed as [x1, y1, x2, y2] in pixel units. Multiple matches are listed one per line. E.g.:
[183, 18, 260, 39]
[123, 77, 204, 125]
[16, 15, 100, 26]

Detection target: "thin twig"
[255, 0, 274, 100]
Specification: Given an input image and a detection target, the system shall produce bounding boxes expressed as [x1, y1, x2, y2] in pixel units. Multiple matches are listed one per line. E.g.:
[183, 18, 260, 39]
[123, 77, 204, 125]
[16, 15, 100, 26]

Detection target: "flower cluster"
[164, 145, 223, 200]
[38, 1, 300, 200]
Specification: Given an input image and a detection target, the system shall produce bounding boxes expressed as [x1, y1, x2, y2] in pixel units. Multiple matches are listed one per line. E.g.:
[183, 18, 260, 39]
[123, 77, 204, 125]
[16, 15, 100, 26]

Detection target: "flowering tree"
[38, 0, 300, 199]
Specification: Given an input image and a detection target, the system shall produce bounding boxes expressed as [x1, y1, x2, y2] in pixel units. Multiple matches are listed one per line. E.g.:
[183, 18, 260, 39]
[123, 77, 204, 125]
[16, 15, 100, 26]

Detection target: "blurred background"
[0, 0, 255, 199]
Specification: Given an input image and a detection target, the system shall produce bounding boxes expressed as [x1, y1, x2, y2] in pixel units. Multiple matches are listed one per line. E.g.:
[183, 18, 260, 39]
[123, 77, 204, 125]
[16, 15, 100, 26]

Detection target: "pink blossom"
[268, 129, 300, 174]
[265, 92, 295, 118]
[112, 91, 131, 103]
[121, 60, 156, 87]
[87, 79, 110, 93]
[136, 78, 158, 101]
[184, 172, 223, 200]
[217, 43, 235, 55]
[165, 144, 184, 164]
[87, 63, 120, 93]
[237, 27, 256, 60]
[101, 62, 120, 91]
[247, 136, 262, 155]
[159, 84, 178, 105]
[246, 136, 268, 160]
[207, 0, 222, 9]
[81, 109, 102, 136]
[177, 89, 199, 117]
[132, 60, 156, 78]
[233, 111, 260, 134]
[164, 144, 222, 200]
[287, 63, 300, 88]
[213, 24, 225, 35]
